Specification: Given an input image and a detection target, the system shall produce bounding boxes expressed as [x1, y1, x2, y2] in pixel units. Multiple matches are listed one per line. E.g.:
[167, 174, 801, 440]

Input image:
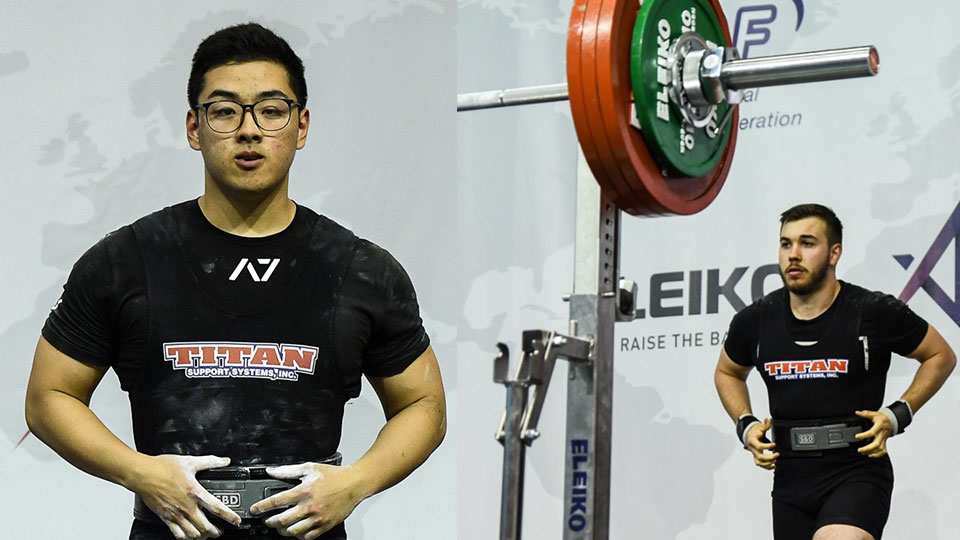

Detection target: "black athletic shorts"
[129, 519, 347, 540]
[771, 450, 893, 540]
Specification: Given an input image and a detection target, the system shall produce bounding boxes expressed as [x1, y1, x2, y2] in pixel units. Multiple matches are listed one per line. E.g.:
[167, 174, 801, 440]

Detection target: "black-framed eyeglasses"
[197, 98, 301, 133]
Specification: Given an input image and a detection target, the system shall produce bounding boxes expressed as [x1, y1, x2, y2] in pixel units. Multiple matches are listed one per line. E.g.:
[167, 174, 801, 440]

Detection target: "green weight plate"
[631, 0, 733, 178]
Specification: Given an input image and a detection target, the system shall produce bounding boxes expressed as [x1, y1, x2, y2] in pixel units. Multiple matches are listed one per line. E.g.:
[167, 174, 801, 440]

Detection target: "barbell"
[458, 0, 879, 216]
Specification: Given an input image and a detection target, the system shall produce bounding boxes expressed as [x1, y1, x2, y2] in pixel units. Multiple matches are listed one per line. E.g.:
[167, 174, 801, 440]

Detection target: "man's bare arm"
[855, 324, 956, 459]
[25, 336, 138, 486]
[354, 345, 447, 496]
[25, 336, 240, 539]
[714, 346, 756, 422]
[900, 324, 956, 413]
[714, 347, 778, 469]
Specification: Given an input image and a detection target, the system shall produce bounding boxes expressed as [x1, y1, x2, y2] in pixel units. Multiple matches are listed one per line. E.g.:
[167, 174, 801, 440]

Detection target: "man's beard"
[780, 260, 829, 295]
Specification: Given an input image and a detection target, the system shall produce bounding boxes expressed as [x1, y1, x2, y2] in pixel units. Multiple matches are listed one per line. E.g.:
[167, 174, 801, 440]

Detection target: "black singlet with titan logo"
[42, 200, 429, 538]
[724, 282, 927, 420]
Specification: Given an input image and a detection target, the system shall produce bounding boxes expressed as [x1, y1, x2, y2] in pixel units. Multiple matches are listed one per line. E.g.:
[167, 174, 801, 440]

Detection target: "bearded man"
[713, 203, 955, 540]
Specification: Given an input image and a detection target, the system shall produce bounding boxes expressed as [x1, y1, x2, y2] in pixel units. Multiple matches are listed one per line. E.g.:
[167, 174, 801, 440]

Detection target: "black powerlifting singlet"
[756, 287, 886, 421]
[128, 206, 355, 464]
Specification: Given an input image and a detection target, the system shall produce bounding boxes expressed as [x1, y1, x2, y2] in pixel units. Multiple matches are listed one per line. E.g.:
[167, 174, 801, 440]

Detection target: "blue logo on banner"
[896, 201, 960, 326]
[733, 0, 804, 58]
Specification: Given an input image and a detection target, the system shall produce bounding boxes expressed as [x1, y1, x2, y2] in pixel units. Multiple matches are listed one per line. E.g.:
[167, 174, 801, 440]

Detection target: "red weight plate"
[594, 0, 663, 214]
[567, 0, 606, 200]
[567, 0, 633, 208]
[566, 0, 597, 181]
[585, 0, 739, 216]
[583, 0, 644, 208]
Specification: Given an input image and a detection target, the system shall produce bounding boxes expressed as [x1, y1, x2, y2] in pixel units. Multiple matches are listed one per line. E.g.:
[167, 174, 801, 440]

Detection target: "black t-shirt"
[724, 281, 927, 418]
[42, 199, 429, 395]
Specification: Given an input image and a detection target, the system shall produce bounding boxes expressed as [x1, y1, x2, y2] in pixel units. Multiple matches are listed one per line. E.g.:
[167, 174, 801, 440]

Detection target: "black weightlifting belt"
[134, 452, 342, 534]
[771, 417, 872, 457]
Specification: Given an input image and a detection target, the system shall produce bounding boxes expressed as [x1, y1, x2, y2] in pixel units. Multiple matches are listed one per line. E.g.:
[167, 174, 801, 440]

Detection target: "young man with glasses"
[714, 204, 955, 540]
[25, 23, 446, 540]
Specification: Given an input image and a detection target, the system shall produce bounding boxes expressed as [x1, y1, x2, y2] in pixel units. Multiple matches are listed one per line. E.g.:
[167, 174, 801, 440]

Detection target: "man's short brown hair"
[780, 203, 843, 247]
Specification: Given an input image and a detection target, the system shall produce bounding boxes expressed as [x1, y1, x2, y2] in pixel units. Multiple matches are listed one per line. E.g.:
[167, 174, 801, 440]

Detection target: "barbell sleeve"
[719, 45, 879, 90]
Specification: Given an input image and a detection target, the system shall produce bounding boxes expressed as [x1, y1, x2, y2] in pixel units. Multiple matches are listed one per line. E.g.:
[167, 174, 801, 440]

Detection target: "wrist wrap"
[736, 414, 761, 448]
[879, 400, 913, 435]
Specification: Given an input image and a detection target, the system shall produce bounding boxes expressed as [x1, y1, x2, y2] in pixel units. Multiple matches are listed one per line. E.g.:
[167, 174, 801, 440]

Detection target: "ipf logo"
[732, 0, 804, 58]
[897, 201, 960, 326]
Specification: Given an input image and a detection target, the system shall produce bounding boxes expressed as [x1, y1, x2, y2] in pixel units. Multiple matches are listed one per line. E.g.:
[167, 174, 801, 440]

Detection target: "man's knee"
[812, 524, 875, 540]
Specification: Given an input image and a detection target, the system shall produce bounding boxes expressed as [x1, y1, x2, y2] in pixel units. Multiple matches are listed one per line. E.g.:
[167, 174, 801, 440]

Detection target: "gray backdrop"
[459, 0, 959, 538]
[0, 2, 455, 539]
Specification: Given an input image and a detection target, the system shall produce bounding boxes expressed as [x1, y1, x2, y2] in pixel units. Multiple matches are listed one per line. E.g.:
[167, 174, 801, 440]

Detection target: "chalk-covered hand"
[250, 462, 363, 540]
[136, 454, 242, 540]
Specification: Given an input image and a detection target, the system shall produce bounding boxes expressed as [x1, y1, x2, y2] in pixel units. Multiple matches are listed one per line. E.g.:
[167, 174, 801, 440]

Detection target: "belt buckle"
[820, 422, 854, 449]
[790, 427, 821, 449]
[789, 423, 852, 451]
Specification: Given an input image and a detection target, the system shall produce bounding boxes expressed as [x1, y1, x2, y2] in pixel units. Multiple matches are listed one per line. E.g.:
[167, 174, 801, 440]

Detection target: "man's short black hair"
[780, 203, 843, 247]
[188, 22, 306, 108]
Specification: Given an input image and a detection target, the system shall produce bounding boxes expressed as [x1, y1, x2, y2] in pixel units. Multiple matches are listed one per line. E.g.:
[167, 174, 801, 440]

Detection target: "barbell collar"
[718, 45, 879, 91]
[457, 82, 569, 111]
